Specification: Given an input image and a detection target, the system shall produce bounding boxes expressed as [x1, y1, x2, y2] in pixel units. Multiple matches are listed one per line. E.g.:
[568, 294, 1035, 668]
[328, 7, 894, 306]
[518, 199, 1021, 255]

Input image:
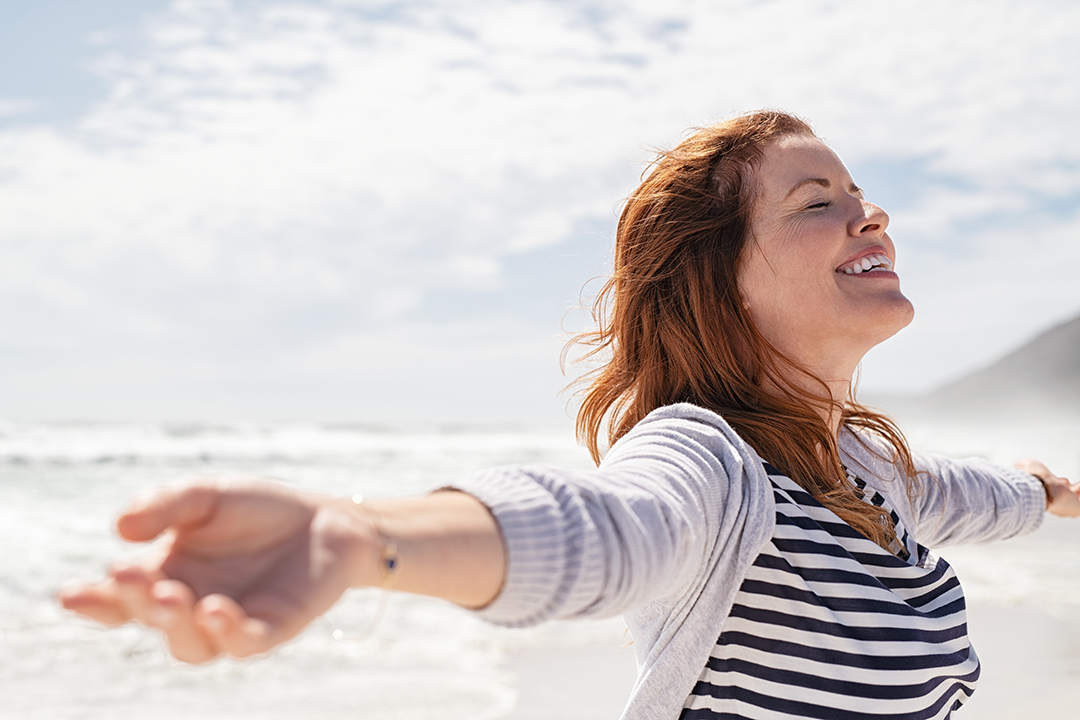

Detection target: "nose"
[851, 200, 889, 237]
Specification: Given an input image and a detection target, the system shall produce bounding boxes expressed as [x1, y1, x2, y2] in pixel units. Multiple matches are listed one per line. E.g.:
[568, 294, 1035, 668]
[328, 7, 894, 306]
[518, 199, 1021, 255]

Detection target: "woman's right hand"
[58, 477, 384, 663]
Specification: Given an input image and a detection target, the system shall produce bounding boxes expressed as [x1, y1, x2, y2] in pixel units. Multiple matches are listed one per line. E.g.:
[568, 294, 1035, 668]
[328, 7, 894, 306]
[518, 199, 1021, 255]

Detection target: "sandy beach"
[501, 639, 638, 720]
[961, 604, 1080, 718]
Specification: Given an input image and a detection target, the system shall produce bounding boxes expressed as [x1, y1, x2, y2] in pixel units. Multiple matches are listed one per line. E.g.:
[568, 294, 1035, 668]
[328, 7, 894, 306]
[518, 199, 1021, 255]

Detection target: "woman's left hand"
[1015, 459, 1080, 517]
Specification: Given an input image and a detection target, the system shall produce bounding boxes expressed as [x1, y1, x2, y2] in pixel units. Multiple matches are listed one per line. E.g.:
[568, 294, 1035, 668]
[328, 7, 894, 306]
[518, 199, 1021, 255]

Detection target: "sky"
[0, 0, 1077, 426]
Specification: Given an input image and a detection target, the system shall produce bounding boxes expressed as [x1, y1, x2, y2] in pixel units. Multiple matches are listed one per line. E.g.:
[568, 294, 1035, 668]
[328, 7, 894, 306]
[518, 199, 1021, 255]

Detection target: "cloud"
[0, 0, 1077, 419]
[0, 99, 36, 117]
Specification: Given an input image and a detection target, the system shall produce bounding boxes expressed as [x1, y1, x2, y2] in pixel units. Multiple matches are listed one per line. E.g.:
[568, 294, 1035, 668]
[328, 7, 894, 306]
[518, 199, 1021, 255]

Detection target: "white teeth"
[839, 254, 893, 275]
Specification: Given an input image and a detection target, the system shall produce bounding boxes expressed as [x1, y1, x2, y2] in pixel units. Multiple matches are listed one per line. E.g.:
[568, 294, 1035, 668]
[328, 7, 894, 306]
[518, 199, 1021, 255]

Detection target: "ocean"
[1, 418, 1078, 718]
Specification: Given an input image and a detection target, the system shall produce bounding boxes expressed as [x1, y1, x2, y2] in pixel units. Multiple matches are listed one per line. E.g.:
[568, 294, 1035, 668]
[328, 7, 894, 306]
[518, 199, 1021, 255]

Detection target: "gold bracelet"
[353, 493, 400, 589]
[323, 493, 399, 642]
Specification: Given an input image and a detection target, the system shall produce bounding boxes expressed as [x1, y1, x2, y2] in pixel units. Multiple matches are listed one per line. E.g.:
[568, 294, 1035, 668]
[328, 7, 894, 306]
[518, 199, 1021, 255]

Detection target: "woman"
[61, 111, 1080, 719]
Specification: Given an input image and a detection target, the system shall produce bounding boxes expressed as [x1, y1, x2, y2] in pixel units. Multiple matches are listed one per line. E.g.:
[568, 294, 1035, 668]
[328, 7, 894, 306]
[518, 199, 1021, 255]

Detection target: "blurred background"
[1, 2, 1078, 719]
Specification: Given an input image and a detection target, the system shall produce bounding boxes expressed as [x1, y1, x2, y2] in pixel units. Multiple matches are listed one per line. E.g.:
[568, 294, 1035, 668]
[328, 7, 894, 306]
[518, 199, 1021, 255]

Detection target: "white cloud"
[0, 0, 1077, 419]
[0, 98, 35, 117]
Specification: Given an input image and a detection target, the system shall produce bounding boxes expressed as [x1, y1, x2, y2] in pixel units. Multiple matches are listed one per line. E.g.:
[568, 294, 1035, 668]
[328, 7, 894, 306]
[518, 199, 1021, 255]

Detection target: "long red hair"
[568, 110, 916, 551]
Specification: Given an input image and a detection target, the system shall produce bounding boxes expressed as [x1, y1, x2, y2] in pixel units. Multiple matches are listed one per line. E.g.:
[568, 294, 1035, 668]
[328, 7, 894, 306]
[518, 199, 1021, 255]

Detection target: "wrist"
[1036, 474, 1075, 516]
[1015, 459, 1079, 518]
[312, 496, 392, 590]
[349, 496, 400, 590]
[1036, 476, 1053, 510]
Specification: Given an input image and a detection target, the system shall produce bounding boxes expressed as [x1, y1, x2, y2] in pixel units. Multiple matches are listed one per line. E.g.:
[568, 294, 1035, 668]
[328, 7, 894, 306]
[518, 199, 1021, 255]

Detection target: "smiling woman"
[59, 110, 1080, 720]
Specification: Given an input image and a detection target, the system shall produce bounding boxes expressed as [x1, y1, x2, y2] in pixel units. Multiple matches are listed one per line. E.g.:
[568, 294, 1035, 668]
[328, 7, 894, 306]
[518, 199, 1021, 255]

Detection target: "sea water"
[1, 419, 1078, 719]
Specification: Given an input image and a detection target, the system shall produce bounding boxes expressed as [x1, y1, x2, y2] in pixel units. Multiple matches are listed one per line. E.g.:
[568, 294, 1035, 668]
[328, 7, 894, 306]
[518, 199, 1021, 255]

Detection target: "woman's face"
[738, 134, 914, 377]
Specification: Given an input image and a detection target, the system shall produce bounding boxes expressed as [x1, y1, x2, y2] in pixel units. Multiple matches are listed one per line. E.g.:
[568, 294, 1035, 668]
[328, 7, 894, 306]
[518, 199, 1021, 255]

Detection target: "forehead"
[755, 134, 849, 197]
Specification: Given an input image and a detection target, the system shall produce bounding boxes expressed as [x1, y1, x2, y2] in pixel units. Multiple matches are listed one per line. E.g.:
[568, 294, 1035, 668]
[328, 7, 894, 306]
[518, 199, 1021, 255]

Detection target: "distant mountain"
[920, 313, 1080, 418]
[897, 313, 1080, 420]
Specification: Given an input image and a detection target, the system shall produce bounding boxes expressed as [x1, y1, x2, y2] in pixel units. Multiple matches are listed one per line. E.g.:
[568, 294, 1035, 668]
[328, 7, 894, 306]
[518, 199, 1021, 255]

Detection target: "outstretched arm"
[58, 478, 505, 663]
[60, 406, 770, 664]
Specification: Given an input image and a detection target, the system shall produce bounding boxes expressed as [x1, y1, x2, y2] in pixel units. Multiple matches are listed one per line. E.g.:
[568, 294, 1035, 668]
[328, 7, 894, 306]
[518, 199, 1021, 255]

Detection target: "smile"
[837, 254, 893, 275]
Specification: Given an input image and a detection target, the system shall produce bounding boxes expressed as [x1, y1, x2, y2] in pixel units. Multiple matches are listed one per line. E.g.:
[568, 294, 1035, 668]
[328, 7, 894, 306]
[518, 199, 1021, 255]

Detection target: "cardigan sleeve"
[905, 452, 1046, 548]
[448, 405, 768, 628]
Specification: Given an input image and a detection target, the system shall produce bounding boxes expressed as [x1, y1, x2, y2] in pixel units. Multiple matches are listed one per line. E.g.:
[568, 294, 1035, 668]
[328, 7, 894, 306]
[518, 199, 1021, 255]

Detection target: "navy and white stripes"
[682, 464, 979, 719]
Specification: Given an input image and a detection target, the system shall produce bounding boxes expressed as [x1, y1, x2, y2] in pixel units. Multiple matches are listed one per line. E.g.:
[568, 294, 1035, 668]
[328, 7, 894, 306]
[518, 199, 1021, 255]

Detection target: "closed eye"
[807, 201, 831, 210]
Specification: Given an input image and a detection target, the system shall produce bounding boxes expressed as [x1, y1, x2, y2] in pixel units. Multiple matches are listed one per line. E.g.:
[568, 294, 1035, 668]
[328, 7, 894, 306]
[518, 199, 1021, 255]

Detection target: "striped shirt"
[681, 463, 979, 720]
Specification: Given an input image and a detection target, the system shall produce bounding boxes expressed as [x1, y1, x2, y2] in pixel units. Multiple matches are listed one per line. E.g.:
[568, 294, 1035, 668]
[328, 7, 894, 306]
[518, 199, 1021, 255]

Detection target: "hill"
[909, 312, 1080, 420]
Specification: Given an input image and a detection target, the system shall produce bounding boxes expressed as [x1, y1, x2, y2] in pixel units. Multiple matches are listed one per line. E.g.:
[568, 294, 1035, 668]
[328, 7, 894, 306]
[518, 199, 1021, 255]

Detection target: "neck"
[758, 336, 867, 440]
[802, 344, 867, 438]
[773, 362, 854, 439]
[820, 378, 850, 438]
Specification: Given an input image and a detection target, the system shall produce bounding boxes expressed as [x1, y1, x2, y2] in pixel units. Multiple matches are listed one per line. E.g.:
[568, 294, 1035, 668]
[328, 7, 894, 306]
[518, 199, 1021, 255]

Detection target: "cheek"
[739, 247, 805, 307]
[736, 254, 772, 314]
[737, 238, 782, 300]
[739, 250, 833, 339]
[737, 261, 790, 336]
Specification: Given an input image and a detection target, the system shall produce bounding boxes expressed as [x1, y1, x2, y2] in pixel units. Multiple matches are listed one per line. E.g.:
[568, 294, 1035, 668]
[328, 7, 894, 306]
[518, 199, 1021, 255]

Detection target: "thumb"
[117, 483, 220, 542]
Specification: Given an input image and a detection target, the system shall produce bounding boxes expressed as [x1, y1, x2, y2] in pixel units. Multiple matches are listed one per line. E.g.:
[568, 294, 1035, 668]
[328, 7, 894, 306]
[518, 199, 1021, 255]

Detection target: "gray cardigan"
[452, 404, 1046, 720]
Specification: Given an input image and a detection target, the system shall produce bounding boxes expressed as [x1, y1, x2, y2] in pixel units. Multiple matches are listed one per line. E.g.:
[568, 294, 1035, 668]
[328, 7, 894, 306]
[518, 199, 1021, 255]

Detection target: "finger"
[118, 483, 220, 542]
[150, 580, 221, 664]
[195, 594, 275, 659]
[111, 563, 164, 625]
[1067, 481, 1080, 502]
[57, 580, 133, 627]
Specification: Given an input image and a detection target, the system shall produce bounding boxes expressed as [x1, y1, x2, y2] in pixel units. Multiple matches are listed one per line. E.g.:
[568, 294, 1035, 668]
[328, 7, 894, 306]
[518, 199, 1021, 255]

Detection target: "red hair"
[568, 110, 916, 551]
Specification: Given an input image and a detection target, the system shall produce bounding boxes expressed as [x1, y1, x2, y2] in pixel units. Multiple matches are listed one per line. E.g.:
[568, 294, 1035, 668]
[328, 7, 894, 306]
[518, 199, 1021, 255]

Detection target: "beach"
[1, 419, 1077, 718]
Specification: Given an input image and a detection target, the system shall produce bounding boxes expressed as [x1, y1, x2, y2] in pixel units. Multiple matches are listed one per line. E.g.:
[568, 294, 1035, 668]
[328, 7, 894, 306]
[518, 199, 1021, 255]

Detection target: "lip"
[839, 268, 899, 280]
[835, 246, 892, 273]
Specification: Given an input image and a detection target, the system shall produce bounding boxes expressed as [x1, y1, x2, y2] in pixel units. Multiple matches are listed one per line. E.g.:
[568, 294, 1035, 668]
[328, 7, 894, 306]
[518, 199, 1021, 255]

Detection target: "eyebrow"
[784, 178, 862, 198]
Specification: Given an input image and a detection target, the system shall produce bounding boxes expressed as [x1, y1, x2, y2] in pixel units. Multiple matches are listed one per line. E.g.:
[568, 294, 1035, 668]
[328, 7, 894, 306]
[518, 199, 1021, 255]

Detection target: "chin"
[871, 294, 916, 344]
